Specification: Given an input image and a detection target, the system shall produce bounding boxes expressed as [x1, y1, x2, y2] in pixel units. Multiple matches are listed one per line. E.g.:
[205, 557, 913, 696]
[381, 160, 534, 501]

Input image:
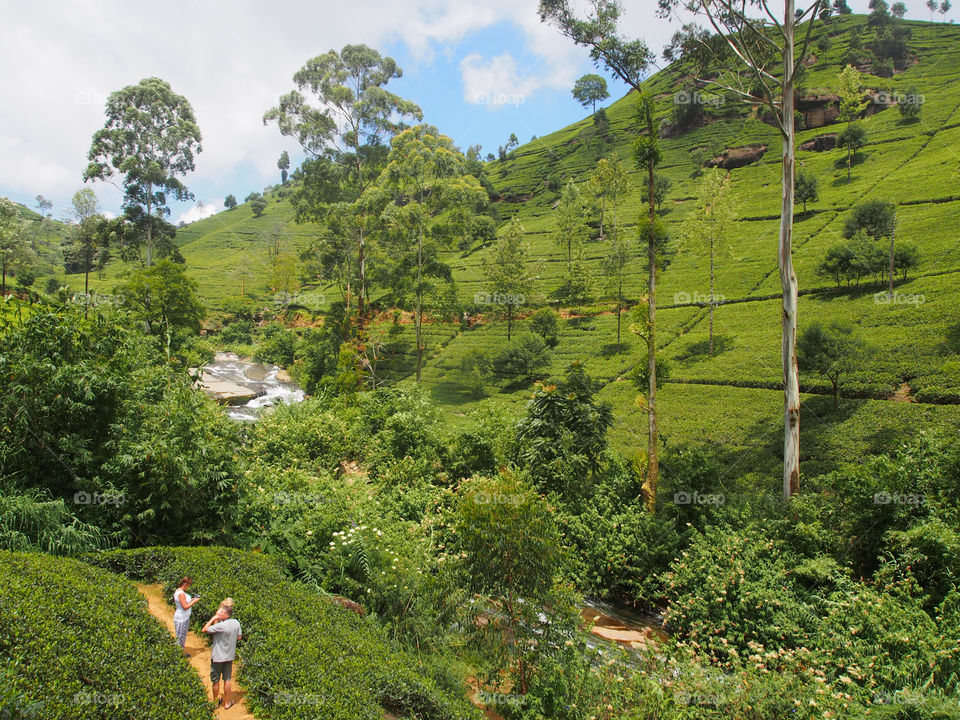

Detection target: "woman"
[173, 577, 200, 654]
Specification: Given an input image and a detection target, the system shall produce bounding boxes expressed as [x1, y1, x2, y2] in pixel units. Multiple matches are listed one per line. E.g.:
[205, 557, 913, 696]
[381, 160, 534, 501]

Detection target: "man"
[202, 602, 243, 710]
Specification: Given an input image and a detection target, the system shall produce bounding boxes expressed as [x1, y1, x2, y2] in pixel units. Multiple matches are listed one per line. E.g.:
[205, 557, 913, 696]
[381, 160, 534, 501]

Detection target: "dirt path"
[136, 583, 254, 720]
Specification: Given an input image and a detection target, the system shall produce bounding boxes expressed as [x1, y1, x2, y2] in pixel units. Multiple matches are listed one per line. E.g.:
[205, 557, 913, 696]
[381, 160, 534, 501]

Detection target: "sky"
[0, 0, 949, 224]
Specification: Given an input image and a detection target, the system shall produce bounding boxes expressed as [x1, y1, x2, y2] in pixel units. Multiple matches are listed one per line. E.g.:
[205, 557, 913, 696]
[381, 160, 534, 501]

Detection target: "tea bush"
[86, 545, 481, 720]
[0, 551, 211, 720]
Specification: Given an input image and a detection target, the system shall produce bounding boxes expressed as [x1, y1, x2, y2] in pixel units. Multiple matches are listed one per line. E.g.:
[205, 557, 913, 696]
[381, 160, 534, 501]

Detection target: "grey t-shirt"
[207, 618, 242, 662]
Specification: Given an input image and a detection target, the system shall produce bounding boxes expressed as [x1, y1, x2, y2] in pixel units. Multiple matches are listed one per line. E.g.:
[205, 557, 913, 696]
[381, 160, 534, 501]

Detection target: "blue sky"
[0, 0, 947, 225]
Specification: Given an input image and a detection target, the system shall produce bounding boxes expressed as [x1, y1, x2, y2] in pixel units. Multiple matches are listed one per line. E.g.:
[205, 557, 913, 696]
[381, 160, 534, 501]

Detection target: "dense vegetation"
[2, 6, 960, 720]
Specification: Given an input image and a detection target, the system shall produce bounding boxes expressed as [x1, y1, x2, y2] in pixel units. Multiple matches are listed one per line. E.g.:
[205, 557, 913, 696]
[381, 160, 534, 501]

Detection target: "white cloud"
[461, 52, 542, 108]
[176, 201, 221, 225]
[0, 0, 675, 215]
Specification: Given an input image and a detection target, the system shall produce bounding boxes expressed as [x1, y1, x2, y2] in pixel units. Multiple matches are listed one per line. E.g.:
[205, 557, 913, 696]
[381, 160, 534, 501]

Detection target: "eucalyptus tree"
[656, 0, 824, 500]
[264, 44, 423, 320]
[681, 169, 737, 355]
[555, 179, 589, 266]
[278, 150, 291, 184]
[83, 77, 202, 267]
[364, 125, 486, 381]
[836, 65, 870, 181]
[587, 155, 628, 242]
[540, 0, 666, 511]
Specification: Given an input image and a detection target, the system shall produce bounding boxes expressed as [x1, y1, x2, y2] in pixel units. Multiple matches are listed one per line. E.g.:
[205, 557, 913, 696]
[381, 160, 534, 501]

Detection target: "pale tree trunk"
[643, 108, 659, 514]
[781, 0, 801, 500]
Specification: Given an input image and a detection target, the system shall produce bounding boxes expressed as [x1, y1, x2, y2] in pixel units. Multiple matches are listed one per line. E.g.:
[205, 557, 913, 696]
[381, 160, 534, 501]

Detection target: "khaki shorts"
[210, 660, 232, 683]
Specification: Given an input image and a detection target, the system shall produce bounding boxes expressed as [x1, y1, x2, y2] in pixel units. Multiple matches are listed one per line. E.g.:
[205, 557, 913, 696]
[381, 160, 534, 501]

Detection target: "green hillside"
[60, 15, 960, 484]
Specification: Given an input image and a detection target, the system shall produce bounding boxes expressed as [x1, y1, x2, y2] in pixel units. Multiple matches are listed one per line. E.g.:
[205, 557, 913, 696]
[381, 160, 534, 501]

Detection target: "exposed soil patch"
[889, 381, 916, 403]
[708, 144, 768, 169]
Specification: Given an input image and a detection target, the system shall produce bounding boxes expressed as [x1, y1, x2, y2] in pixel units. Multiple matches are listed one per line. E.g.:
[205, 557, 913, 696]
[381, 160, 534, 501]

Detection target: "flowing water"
[198, 352, 304, 421]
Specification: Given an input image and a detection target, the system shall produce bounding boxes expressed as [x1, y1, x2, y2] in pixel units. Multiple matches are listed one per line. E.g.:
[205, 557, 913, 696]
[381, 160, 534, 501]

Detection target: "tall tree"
[83, 77, 202, 267]
[657, 0, 823, 500]
[484, 218, 535, 341]
[836, 65, 870, 181]
[587, 156, 628, 241]
[278, 150, 291, 184]
[0, 198, 28, 296]
[602, 223, 632, 352]
[224, 194, 237, 210]
[795, 169, 820, 214]
[365, 125, 486, 382]
[35, 195, 52, 218]
[572, 73, 610, 114]
[681, 169, 736, 355]
[264, 44, 423, 321]
[555, 179, 589, 266]
[927, 0, 937, 19]
[540, 0, 663, 511]
[69, 188, 104, 301]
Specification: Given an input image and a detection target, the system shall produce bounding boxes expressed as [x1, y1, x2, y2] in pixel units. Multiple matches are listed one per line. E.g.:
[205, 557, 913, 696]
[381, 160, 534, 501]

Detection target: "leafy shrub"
[249, 398, 348, 475]
[0, 305, 241, 547]
[491, 332, 551, 381]
[86, 546, 480, 720]
[254, 322, 296, 367]
[0, 551, 210, 720]
[528, 308, 559, 348]
[220, 318, 253, 344]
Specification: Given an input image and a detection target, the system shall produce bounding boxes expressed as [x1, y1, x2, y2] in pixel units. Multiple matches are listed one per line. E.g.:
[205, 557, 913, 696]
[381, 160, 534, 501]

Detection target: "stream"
[197, 352, 304, 421]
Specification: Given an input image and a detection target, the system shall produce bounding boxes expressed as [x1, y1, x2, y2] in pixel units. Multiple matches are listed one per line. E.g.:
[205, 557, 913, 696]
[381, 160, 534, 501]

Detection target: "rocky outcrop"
[707, 144, 767, 170]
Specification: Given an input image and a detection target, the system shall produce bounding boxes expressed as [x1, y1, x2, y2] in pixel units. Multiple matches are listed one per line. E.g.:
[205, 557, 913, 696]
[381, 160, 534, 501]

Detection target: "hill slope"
[64, 16, 960, 484]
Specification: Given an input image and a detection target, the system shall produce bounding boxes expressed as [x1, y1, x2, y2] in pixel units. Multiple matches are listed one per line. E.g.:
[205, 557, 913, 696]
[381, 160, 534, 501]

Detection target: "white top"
[173, 588, 192, 623]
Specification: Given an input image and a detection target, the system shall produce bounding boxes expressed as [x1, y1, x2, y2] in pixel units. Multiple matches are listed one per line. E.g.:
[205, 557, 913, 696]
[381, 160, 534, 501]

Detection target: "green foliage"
[254, 321, 296, 366]
[82, 77, 202, 266]
[515, 364, 612, 502]
[86, 546, 481, 720]
[0, 489, 109, 555]
[114, 258, 205, 356]
[453, 472, 568, 693]
[483, 218, 535, 339]
[224, 194, 237, 210]
[491, 332, 552, 382]
[0, 551, 211, 720]
[529, 307, 560, 348]
[797, 321, 873, 405]
[794, 169, 819, 213]
[0, 304, 240, 547]
[844, 199, 896, 242]
[572, 73, 609, 114]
